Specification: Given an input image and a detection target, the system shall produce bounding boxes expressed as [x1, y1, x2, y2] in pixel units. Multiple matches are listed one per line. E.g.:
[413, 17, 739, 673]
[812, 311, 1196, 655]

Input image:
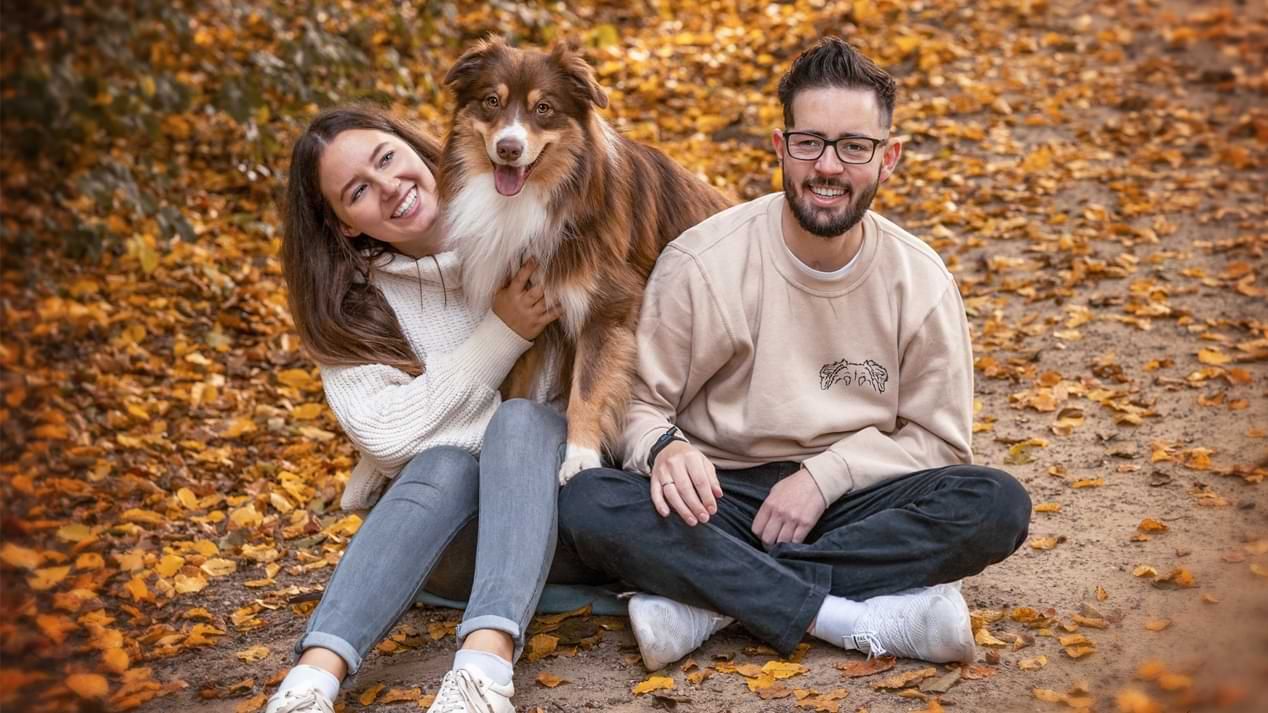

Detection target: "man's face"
[772, 87, 900, 239]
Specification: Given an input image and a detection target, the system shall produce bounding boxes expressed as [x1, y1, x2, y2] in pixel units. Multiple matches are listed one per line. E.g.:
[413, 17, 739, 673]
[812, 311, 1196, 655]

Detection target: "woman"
[267, 104, 564, 713]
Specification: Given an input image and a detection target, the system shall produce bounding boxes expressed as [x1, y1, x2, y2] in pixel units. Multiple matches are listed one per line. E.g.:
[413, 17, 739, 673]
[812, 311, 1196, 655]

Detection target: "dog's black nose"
[497, 139, 523, 162]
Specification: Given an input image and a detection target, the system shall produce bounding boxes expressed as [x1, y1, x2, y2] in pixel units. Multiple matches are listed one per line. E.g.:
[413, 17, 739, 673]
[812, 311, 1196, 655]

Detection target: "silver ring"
[661, 482, 676, 489]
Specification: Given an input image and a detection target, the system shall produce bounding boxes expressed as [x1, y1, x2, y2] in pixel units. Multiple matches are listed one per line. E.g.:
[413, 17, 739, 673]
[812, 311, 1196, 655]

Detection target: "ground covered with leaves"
[1, 0, 1265, 711]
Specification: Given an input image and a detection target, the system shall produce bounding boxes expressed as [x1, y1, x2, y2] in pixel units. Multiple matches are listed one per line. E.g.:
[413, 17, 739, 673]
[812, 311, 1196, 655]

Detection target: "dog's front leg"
[558, 315, 637, 484]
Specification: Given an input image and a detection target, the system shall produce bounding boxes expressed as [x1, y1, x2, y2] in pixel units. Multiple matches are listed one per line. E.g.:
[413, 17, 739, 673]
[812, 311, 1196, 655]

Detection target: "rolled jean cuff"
[295, 631, 363, 675]
[773, 580, 830, 656]
[457, 615, 523, 659]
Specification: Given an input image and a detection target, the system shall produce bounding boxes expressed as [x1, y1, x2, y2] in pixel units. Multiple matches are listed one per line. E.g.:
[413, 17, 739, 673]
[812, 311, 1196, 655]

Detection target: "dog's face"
[444, 38, 608, 198]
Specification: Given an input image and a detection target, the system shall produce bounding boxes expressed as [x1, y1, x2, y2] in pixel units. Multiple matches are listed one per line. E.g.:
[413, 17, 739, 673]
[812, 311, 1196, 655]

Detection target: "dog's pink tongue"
[494, 165, 528, 196]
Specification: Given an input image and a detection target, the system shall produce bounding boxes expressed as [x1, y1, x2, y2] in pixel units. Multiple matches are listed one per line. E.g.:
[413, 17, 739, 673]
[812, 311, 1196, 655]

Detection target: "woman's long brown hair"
[281, 104, 443, 376]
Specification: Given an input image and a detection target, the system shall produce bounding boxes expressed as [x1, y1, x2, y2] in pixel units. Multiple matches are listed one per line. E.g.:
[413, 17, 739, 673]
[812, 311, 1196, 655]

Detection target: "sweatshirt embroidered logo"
[819, 358, 889, 393]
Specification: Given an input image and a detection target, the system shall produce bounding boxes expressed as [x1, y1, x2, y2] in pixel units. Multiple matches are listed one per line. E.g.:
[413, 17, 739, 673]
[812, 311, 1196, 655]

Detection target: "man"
[558, 37, 1031, 669]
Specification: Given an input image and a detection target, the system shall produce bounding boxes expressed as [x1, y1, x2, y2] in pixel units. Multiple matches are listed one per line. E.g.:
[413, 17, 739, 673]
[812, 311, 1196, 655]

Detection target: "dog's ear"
[444, 36, 508, 96]
[550, 42, 609, 110]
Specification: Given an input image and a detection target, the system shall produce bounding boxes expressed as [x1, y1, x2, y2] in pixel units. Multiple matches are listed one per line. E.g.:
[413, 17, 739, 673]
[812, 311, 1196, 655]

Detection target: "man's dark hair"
[777, 37, 897, 130]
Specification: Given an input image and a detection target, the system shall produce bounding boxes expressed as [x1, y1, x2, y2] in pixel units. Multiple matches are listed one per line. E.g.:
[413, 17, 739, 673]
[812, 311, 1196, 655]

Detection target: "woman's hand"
[492, 258, 561, 340]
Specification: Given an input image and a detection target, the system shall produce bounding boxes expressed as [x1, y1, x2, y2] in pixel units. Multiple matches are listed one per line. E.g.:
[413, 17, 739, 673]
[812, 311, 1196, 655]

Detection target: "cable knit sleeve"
[320, 311, 532, 472]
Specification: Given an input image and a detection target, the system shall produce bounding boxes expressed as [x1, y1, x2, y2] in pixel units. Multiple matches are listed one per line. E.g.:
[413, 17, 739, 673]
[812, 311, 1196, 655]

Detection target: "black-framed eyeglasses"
[781, 131, 886, 164]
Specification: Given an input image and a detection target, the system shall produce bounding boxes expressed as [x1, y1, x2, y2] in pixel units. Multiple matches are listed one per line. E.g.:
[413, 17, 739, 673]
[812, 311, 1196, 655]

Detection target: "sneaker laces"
[849, 632, 887, 659]
[430, 670, 489, 713]
[271, 689, 332, 713]
[852, 603, 920, 659]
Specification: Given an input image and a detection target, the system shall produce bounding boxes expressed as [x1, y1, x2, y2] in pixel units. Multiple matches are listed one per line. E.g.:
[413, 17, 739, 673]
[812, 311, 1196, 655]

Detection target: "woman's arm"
[320, 311, 532, 469]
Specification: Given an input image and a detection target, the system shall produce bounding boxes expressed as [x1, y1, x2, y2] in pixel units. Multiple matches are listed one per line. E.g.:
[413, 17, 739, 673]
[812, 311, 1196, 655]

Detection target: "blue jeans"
[559, 462, 1031, 656]
[295, 399, 565, 671]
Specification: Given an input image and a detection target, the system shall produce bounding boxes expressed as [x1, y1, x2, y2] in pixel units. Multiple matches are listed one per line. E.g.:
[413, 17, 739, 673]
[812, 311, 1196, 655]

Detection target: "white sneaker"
[425, 666, 514, 713]
[847, 583, 975, 663]
[265, 688, 334, 713]
[628, 593, 734, 671]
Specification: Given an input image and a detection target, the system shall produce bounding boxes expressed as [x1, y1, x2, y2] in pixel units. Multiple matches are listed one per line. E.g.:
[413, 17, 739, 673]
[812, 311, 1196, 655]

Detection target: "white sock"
[810, 595, 867, 648]
[277, 664, 340, 701]
[454, 649, 513, 687]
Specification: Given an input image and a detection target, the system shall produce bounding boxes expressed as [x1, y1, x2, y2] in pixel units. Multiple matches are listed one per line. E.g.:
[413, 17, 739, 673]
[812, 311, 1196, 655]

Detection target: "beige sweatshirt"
[621, 193, 974, 505]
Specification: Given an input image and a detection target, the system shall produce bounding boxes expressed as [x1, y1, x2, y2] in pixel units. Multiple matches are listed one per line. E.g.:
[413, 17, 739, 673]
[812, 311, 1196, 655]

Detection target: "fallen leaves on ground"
[0, 1, 1264, 711]
[632, 675, 674, 695]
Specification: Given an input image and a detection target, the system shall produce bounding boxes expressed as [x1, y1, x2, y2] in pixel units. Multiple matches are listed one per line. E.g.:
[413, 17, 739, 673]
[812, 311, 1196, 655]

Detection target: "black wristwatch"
[647, 426, 688, 470]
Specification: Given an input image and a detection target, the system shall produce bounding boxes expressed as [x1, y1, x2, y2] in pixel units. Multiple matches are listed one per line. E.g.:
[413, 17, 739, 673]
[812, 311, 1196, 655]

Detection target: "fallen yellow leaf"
[873, 667, 937, 689]
[29, 566, 71, 591]
[1115, 688, 1161, 713]
[358, 682, 384, 706]
[836, 656, 896, 678]
[1133, 565, 1158, 578]
[291, 403, 325, 420]
[155, 554, 185, 578]
[66, 673, 109, 699]
[378, 687, 422, 703]
[102, 647, 130, 674]
[536, 672, 567, 688]
[632, 675, 674, 695]
[1029, 536, 1063, 550]
[1019, 655, 1048, 671]
[974, 627, 1008, 647]
[1, 543, 44, 570]
[236, 645, 270, 662]
[1197, 348, 1231, 365]
[524, 633, 558, 662]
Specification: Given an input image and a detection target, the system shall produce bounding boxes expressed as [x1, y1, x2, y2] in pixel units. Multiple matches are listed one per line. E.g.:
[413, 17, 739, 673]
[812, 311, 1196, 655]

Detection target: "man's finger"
[685, 462, 717, 515]
[752, 502, 771, 541]
[703, 459, 723, 499]
[792, 522, 812, 545]
[774, 520, 797, 545]
[649, 478, 670, 518]
[760, 515, 784, 548]
[661, 482, 696, 526]
[671, 465, 709, 523]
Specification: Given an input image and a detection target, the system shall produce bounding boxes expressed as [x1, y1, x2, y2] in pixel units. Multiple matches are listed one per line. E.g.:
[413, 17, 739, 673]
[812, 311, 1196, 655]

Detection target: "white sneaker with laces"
[265, 688, 335, 713]
[628, 593, 734, 671]
[847, 583, 975, 663]
[425, 666, 514, 713]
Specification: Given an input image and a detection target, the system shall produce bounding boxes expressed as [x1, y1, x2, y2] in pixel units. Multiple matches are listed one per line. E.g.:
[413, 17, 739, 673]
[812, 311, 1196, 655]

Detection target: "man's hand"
[649, 440, 722, 526]
[753, 468, 827, 548]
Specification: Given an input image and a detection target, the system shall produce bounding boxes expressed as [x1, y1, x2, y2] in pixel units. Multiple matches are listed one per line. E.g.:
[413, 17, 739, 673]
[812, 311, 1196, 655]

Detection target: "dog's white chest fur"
[446, 173, 592, 335]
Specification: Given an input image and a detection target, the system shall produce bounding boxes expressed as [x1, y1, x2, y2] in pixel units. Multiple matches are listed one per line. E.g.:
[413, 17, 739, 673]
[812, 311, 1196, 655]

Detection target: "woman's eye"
[484, 95, 500, 109]
[351, 185, 366, 203]
[535, 102, 552, 115]
[379, 150, 394, 167]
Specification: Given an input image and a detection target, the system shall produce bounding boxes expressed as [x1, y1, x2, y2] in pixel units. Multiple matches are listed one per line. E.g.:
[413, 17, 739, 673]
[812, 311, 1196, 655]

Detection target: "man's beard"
[784, 170, 879, 239]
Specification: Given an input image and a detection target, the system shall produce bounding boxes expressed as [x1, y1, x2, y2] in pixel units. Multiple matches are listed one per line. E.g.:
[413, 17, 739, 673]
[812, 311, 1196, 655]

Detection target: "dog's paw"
[558, 444, 602, 485]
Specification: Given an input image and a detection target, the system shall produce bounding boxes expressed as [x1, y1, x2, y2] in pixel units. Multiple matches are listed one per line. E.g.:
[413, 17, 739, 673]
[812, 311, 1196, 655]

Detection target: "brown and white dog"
[439, 38, 731, 483]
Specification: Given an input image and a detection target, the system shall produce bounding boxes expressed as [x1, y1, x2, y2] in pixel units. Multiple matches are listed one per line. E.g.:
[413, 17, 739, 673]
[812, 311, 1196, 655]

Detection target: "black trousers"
[558, 462, 1031, 656]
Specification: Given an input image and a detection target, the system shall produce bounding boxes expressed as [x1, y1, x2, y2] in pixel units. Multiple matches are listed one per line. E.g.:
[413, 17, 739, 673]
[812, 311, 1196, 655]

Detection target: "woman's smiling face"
[318, 128, 441, 257]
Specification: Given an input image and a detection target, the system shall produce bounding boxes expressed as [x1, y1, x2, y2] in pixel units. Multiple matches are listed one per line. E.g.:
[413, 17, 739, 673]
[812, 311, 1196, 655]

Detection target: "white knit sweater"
[319, 250, 545, 511]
